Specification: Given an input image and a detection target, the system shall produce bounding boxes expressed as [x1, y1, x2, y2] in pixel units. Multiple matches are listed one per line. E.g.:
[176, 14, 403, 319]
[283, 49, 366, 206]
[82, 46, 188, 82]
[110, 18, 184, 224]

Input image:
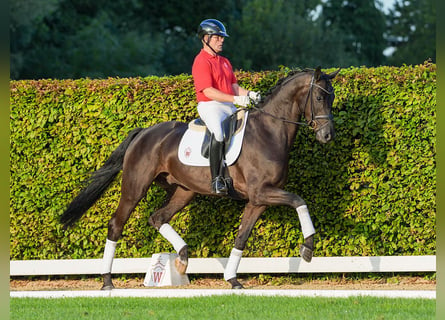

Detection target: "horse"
[60, 67, 340, 290]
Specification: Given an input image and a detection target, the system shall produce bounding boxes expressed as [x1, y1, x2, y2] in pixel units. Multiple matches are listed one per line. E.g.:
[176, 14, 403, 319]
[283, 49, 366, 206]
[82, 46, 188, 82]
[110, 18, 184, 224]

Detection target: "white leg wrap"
[296, 205, 316, 239]
[159, 223, 187, 253]
[224, 248, 243, 281]
[102, 239, 117, 275]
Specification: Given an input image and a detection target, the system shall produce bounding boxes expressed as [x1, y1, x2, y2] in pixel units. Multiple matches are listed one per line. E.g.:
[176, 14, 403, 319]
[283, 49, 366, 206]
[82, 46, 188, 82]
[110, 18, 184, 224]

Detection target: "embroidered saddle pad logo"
[178, 110, 249, 166]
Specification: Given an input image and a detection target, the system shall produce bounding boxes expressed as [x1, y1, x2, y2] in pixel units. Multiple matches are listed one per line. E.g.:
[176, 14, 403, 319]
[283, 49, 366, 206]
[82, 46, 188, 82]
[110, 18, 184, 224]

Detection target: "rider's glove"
[233, 95, 251, 107]
[248, 91, 261, 104]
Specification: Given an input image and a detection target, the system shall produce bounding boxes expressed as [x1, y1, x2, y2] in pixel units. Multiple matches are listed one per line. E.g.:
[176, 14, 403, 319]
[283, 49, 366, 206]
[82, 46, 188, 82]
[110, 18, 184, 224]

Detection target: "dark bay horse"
[60, 67, 339, 289]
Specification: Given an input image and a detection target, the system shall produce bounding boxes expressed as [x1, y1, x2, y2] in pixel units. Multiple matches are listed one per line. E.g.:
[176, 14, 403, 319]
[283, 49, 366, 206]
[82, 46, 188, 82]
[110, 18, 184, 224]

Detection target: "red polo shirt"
[192, 49, 237, 102]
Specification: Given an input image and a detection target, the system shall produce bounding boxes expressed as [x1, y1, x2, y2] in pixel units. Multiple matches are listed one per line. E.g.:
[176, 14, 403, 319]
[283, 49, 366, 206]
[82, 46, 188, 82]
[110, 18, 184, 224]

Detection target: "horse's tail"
[60, 127, 144, 228]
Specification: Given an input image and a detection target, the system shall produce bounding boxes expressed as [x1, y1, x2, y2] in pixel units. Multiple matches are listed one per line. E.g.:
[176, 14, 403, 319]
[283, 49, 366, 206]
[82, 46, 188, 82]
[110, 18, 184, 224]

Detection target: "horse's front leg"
[261, 188, 315, 262]
[225, 203, 267, 289]
[296, 205, 315, 262]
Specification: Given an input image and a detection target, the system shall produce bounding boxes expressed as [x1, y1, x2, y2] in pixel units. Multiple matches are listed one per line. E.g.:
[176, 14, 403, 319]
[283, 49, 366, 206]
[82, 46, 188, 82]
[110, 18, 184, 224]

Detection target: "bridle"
[249, 72, 334, 131]
[303, 73, 334, 131]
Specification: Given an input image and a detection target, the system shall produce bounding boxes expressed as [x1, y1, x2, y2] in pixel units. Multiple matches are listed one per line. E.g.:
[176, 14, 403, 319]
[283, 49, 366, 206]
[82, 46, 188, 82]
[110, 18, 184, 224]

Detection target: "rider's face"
[205, 35, 225, 53]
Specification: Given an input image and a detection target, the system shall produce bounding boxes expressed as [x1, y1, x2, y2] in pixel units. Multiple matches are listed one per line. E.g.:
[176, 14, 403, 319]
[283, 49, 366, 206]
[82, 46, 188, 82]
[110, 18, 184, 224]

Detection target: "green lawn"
[11, 296, 435, 320]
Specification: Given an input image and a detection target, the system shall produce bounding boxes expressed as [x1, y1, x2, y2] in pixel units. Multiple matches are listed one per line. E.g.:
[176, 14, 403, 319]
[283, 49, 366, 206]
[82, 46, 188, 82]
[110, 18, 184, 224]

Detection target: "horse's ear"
[314, 66, 322, 80]
[328, 68, 341, 79]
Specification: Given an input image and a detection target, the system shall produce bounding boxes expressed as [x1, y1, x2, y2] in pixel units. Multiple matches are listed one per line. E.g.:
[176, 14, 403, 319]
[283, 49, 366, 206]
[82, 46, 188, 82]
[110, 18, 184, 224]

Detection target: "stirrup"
[212, 176, 228, 195]
[224, 176, 233, 190]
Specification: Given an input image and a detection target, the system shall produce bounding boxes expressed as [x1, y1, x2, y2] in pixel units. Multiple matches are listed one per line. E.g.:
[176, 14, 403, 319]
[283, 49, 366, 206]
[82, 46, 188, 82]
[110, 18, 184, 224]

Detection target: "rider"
[192, 18, 261, 195]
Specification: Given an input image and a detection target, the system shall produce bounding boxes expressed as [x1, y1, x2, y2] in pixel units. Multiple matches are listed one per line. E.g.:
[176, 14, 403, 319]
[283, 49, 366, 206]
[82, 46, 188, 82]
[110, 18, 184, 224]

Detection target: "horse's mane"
[255, 68, 314, 108]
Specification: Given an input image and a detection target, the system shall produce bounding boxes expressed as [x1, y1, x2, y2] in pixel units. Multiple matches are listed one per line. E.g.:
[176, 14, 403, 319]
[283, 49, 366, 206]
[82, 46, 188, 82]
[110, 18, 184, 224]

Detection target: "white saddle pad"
[178, 111, 249, 166]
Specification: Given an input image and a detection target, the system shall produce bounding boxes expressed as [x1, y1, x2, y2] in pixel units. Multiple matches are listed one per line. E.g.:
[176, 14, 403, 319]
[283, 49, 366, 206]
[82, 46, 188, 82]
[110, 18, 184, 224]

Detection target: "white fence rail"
[10, 255, 436, 276]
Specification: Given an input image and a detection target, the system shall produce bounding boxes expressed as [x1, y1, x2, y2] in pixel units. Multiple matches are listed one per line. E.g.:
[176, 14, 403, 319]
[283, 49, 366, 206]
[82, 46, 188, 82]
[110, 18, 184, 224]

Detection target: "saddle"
[189, 109, 247, 159]
[177, 109, 248, 167]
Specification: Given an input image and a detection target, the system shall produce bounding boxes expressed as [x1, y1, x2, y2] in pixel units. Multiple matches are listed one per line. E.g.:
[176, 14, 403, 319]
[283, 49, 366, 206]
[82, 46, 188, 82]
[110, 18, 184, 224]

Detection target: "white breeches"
[197, 101, 237, 142]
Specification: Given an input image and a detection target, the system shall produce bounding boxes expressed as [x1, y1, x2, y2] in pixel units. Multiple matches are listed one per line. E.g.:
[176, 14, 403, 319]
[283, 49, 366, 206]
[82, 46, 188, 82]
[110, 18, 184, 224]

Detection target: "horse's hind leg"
[148, 185, 195, 274]
[101, 196, 147, 290]
[101, 169, 155, 290]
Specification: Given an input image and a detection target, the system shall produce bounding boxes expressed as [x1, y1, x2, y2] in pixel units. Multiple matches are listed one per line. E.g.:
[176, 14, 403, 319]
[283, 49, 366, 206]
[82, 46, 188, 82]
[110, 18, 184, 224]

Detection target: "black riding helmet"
[197, 19, 229, 39]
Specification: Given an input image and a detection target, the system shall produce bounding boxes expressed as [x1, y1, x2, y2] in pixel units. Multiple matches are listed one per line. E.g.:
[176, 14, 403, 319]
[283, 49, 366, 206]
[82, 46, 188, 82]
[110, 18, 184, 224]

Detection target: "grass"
[11, 296, 435, 320]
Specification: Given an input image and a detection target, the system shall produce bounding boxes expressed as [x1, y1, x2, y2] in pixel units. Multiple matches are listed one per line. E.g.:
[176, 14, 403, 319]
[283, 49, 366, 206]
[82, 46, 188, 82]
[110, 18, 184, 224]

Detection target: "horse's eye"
[316, 96, 322, 101]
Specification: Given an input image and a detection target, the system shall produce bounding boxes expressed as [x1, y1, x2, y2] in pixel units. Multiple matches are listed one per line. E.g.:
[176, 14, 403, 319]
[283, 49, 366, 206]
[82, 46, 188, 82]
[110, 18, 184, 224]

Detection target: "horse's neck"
[262, 75, 308, 121]
[259, 79, 307, 144]
[253, 100, 302, 151]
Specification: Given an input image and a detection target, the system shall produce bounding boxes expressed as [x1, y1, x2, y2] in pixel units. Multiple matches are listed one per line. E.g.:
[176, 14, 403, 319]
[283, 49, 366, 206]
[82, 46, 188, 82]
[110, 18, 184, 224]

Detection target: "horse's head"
[303, 67, 339, 144]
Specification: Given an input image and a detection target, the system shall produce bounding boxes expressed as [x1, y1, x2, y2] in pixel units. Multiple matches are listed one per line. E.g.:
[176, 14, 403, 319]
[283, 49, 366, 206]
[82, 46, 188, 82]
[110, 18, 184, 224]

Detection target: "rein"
[249, 105, 308, 126]
[248, 72, 334, 131]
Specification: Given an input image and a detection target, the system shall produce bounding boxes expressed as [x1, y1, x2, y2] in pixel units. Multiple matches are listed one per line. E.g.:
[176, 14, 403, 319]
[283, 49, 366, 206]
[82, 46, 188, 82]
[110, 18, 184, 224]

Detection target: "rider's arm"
[232, 83, 249, 96]
[202, 87, 237, 103]
[202, 83, 249, 103]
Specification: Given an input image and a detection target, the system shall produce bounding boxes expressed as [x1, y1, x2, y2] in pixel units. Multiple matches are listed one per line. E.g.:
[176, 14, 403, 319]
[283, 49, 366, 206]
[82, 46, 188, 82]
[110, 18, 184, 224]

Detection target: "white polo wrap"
[102, 239, 117, 275]
[224, 248, 243, 281]
[296, 205, 316, 239]
[159, 223, 187, 253]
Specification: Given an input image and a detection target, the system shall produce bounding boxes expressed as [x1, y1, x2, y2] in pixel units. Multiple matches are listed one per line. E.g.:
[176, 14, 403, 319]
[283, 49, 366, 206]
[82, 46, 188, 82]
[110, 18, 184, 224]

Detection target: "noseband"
[250, 72, 334, 131]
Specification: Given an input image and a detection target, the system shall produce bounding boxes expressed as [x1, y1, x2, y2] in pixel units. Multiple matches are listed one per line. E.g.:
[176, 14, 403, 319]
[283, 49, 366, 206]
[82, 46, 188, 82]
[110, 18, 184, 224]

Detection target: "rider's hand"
[233, 95, 250, 107]
[248, 91, 261, 104]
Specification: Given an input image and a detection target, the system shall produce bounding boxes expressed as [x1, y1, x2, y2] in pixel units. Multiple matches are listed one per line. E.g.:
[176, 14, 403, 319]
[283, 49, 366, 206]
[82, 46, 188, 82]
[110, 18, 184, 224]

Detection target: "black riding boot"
[209, 135, 228, 195]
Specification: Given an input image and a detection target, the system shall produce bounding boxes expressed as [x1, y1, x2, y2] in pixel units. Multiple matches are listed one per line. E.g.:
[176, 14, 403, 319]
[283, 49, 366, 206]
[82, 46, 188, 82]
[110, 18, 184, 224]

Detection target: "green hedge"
[10, 63, 436, 260]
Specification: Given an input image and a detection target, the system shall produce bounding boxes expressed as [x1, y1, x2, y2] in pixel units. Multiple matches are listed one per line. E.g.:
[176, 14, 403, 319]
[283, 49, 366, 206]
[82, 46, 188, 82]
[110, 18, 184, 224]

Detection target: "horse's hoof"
[175, 257, 188, 274]
[300, 243, 313, 262]
[227, 278, 244, 289]
[101, 284, 114, 291]
[101, 273, 115, 290]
